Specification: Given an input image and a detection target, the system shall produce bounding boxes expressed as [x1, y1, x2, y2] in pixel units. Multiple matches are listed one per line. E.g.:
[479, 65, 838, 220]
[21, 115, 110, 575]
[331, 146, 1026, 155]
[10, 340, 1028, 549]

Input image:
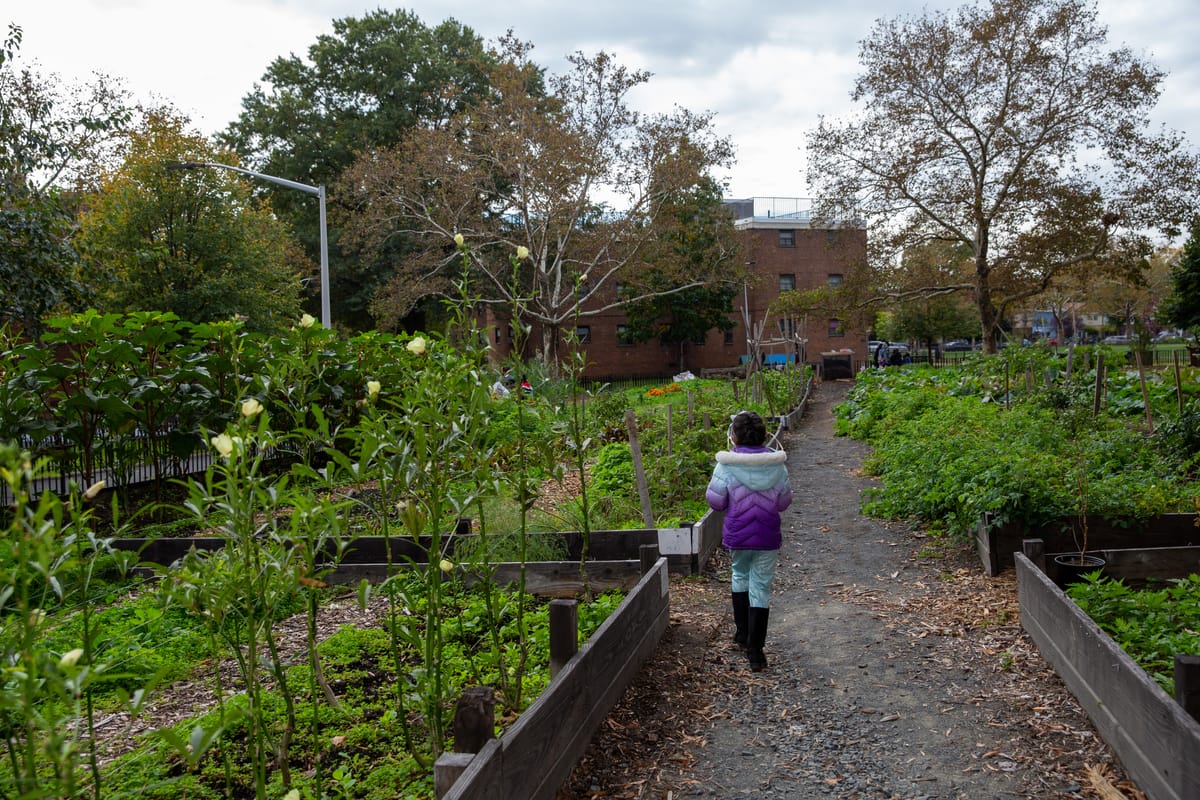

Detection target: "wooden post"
[1093, 354, 1105, 417]
[1022, 538, 1046, 574]
[702, 411, 711, 430]
[667, 403, 674, 456]
[434, 753, 475, 799]
[1134, 350, 1153, 433]
[731, 379, 739, 402]
[549, 598, 578, 678]
[1004, 362, 1011, 411]
[451, 686, 496, 754]
[624, 409, 655, 527]
[687, 390, 695, 426]
[640, 543, 660, 575]
[1176, 655, 1200, 724]
[1175, 350, 1185, 415]
[1066, 343, 1075, 382]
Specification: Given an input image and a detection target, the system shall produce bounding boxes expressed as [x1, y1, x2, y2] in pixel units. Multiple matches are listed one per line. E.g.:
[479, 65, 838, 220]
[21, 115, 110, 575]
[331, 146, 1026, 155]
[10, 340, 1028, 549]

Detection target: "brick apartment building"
[486, 197, 869, 380]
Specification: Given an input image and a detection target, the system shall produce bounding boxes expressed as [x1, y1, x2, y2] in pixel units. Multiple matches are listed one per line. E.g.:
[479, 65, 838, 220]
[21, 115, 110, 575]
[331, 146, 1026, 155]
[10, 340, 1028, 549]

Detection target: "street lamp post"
[166, 161, 330, 327]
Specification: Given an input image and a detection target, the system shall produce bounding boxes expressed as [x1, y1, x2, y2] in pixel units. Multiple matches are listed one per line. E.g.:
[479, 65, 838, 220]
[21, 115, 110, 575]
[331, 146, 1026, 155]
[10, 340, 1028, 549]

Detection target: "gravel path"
[562, 378, 1137, 800]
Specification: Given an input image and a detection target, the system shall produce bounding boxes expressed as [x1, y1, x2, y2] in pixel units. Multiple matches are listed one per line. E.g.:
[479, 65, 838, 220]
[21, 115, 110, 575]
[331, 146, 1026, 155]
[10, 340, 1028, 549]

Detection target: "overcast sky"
[10, 0, 1200, 200]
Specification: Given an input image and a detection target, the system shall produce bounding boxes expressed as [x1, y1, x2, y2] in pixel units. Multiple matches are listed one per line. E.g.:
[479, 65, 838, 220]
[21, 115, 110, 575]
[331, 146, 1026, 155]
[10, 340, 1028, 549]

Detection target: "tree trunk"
[975, 240, 999, 353]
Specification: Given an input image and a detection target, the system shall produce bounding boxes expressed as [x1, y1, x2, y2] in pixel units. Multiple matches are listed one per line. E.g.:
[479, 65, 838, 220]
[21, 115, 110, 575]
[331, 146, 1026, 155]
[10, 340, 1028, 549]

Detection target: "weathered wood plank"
[1017, 553, 1200, 800]
[323, 561, 647, 596]
[977, 514, 1200, 575]
[1043, 546, 1200, 588]
[113, 528, 705, 573]
[442, 558, 670, 800]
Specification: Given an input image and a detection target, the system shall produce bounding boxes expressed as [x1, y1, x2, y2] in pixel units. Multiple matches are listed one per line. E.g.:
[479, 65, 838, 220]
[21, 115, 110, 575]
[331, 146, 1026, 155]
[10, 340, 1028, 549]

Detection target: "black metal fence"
[1, 429, 277, 507]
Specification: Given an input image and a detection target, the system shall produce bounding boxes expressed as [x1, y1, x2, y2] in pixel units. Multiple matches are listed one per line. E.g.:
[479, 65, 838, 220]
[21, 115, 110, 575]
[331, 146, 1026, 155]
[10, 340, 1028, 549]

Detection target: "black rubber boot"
[746, 607, 770, 672]
[731, 591, 749, 648]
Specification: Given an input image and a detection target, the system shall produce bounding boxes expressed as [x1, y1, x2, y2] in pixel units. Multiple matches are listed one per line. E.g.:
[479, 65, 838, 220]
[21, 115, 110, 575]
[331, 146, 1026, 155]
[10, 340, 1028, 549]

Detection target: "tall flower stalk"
[0, 449, 135, 799]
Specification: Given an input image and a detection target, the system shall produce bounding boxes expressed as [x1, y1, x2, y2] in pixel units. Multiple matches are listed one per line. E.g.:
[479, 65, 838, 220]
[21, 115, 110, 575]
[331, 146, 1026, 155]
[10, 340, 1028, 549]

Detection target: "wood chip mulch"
[557, 541, 1150, 800]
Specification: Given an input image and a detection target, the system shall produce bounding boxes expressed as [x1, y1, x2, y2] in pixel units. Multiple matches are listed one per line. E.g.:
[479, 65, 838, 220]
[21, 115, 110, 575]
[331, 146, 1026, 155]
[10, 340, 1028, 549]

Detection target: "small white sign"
[657, 527, 694, 555]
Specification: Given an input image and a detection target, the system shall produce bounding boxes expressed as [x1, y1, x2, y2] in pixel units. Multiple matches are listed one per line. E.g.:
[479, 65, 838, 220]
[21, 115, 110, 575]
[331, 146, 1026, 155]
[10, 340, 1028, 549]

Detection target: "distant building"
[485, 197, 869, 380]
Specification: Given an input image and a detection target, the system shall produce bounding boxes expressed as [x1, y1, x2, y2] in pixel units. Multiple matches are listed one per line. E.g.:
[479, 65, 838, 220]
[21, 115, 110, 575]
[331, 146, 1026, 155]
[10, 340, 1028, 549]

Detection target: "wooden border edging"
[976, 513, 1200, 576]
[116, 526, 715, 576]
[1015, 553, 1200, 800]
[438, 556, 671, 800]
[326, 560, 648, 597]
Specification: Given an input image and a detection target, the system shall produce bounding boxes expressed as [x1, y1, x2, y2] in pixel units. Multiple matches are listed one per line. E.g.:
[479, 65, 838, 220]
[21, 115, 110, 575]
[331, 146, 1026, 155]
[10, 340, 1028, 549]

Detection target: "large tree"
[76, 111, 307, 332]
[339, 36, 737, 367]
[619, 176, 742, 367]
[1158, 221, 1200, 336]
[220, 9, 494, 328]
[0, 22, 133, 331]
[807, 0, 1200, 352]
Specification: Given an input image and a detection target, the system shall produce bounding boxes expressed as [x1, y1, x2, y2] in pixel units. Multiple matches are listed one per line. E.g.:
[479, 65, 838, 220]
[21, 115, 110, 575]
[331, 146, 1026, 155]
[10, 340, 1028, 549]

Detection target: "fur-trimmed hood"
[713, 447, 787, 491]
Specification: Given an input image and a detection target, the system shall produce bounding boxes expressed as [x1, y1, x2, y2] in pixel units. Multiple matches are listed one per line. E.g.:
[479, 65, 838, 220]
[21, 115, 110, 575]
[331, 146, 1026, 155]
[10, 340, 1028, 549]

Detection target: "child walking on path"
[704, 411, 793, 671]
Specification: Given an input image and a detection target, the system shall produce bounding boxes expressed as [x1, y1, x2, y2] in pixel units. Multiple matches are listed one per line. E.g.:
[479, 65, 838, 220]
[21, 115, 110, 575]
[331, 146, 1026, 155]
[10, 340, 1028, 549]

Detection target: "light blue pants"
[730, 549, 778, 608]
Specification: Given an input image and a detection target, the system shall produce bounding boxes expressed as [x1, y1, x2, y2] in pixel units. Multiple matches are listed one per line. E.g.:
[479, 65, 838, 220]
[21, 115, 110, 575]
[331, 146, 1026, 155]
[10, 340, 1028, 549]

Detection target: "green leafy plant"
[1068, 574, 1200, 694]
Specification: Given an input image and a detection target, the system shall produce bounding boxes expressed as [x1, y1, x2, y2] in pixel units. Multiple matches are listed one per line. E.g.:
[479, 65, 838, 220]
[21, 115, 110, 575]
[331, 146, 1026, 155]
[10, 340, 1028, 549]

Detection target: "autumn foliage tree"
[0, 22, 133, 331]
[76, 111, 307, 332]
[339, 36, 737, 367]
[807, 0, 1200, 352]
[221, 9, 494, 327]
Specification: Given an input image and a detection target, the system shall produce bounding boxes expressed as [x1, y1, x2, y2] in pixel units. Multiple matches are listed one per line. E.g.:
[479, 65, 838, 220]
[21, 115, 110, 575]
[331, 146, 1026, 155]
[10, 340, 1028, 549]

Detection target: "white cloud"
[9, 0, 1199, 198]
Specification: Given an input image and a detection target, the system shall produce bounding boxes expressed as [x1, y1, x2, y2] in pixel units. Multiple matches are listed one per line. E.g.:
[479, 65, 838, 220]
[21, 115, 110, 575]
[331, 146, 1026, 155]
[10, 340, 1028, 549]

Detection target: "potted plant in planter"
[1052, 441, 1106, 586]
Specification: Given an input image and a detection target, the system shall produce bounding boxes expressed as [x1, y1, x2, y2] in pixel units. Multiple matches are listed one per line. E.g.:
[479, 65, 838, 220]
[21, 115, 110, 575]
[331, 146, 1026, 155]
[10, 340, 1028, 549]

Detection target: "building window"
[575, 325, 591, 344]
[828, 318, 844, 337]
[778, 318, 795, 337]
[779, 274, 796, 292]
[724, 329, 735, 346]
[616, 324, 635, 347]
[827, 273, 843, 286]
[495, 328, 501, 343]
[778, 230, 795, 247]
[692, 332, 707, 346]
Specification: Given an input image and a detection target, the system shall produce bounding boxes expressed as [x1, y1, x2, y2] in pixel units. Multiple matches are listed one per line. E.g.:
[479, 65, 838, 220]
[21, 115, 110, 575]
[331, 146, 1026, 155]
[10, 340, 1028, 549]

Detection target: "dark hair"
[729, 411, 767, 447]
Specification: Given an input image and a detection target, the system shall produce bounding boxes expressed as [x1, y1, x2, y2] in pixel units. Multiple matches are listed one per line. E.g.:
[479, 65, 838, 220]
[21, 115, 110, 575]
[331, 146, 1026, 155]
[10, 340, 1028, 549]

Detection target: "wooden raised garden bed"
[116, 511, 725, 577]
[975, 512, 1200, 576]
[1016, 550, 1200, 800]
[435, 556, 671, 800]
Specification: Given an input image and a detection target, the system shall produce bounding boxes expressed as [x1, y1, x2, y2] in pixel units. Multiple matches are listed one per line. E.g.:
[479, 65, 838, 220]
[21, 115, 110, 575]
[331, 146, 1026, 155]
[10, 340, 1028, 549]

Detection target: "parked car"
[943, 339, 975, 351]
[1101, 335, 1131, 345]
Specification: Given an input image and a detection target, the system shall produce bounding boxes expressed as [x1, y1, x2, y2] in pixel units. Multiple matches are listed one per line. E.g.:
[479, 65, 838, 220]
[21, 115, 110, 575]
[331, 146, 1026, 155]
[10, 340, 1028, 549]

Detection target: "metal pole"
[166, 161, 331, 327]
[317, 185, 330, 328]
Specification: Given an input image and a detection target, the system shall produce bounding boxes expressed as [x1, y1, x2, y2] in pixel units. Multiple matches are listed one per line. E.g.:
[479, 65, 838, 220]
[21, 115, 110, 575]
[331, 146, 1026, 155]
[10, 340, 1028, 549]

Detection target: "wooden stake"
[434, 753, 474, 799]
[640, 543, 660, 575]
[451, 687, 496, 753]
[1174, 350, 1184, 415]
[1176, 654, 1200, 724]
[1134, 350, 1153, 433]
[667, 403, 674, 456]
[549, 599, 579, 678]
[624, 409, 655, 527]
[1093, 354, 1105, 417]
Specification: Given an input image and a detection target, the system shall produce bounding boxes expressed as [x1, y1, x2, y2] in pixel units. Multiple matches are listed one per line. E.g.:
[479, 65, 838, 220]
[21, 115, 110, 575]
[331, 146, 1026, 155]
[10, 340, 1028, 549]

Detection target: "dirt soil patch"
[559, 379, 1145, 800]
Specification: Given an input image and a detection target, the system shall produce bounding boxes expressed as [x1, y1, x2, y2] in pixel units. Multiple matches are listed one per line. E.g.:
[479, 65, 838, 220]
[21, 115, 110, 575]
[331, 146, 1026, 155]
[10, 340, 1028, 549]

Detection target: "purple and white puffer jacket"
[705, 445, 793, 551]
